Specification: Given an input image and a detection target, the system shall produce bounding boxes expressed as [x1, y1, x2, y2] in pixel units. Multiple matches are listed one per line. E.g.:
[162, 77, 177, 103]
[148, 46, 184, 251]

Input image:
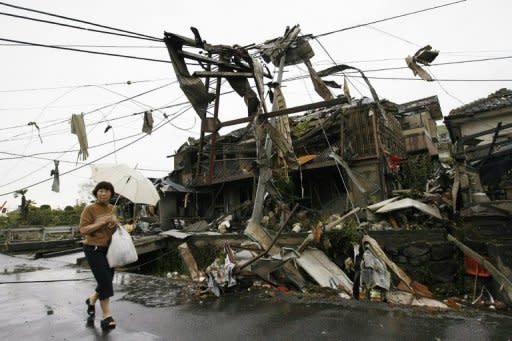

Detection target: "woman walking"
[80, 181, 118, 329]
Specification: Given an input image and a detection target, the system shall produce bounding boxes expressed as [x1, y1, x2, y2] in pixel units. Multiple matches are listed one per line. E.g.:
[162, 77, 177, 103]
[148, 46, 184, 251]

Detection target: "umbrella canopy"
[90, 164, 160, 205]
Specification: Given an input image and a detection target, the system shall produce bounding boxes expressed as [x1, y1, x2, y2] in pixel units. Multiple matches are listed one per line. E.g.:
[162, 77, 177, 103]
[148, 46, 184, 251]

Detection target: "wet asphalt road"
[1, 253, 511, 341]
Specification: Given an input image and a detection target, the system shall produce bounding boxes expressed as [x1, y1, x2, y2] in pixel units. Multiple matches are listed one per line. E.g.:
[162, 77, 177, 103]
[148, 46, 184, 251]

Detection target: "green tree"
[399, 154, 436, 191]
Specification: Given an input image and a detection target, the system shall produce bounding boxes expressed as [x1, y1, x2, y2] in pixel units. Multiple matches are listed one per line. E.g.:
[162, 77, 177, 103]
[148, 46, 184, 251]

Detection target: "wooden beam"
[193, 71, 253, 78]
[178, 50, 250, 72]
[459, 122, 512, 144]
[220, 97, 348, 128]
[447, 234, 512, 305]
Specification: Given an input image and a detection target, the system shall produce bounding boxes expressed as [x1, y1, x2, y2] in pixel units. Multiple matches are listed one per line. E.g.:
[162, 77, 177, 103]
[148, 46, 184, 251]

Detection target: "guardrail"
[0, 226, 80, 243]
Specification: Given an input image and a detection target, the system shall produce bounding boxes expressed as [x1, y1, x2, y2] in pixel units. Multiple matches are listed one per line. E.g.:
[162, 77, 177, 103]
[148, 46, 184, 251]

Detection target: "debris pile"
[146, 26, 512, 313]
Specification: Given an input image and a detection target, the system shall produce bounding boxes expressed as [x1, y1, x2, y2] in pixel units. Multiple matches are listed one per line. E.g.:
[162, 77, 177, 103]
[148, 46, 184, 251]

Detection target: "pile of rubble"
[162, 161, 512, 313]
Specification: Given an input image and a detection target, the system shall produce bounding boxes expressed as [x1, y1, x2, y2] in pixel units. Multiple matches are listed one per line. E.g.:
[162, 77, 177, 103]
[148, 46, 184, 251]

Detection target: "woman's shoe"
[101, 316, 116, 330]
[85, 298, 95, 317]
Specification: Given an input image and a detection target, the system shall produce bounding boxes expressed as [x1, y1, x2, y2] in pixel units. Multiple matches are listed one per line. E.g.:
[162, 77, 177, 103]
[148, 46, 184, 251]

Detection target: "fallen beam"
[220, 97, 348, 128]
[324, 207, 361, 231]
[178, 242, 203, 281]
[362, 234, 432, 297]
[447, 234, 512, 305]
[193, 71, 253, 78]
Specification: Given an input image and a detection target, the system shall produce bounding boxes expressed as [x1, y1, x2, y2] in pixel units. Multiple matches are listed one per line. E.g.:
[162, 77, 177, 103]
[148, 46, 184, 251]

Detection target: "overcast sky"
[1, 0, 511, 210]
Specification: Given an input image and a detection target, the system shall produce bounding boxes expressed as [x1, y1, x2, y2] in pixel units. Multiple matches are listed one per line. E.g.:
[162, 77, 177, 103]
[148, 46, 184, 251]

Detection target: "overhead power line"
[82, 81, 176, 116]
[0, 11, 161, 42]
[0, 105, 192, 195]
[312, 0, 467, 39]
[0, 1, 160, 41]
[351, 76, 512, 82]
[1, 43, 164, 48]
[0, 77, 171, 94]
[365, 25, 421, 48]
[0, 80, 178, 140]
[0, 37, 170, 63]
[283, 54, 512, 82]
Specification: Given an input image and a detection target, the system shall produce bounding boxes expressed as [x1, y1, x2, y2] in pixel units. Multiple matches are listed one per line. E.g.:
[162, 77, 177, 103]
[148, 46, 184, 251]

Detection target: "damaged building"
[445, 88, 512, 202]
[147, 25, 512, 309]
[156, 25, 414, 229]
[158, 97, 409, 229]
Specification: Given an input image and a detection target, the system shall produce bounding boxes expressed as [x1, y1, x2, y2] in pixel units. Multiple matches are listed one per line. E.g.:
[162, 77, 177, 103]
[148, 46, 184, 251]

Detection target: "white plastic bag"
[107, 225, 138, 267]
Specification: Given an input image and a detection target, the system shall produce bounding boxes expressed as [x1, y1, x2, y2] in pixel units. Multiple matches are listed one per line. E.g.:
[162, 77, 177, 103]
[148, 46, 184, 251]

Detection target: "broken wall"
[159, 194, 178, 230]
[344, 104, 404, 160]
[349, 159, 386, 207]
[298, 166, 347, 212]
[369, 230, 460, 289]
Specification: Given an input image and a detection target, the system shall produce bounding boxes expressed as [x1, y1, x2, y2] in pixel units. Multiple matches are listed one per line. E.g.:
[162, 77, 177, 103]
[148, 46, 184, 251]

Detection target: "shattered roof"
[154, 176, 192, 193]
[175, 97, 396, 154]
[398, 96, 443, 120]
[449, 88, 512, 117]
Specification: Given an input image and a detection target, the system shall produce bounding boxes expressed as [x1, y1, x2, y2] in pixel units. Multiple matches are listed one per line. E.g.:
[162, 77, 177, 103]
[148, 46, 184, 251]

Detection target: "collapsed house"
[156, 25, 411, 229]
[150, 26, 512, 309]
[443, 89, 512, 306]
[397, 96, 443, 156]
[445, 88, 512, 203]
[159, 98, 406, 228]
[159, 95, 447, 228]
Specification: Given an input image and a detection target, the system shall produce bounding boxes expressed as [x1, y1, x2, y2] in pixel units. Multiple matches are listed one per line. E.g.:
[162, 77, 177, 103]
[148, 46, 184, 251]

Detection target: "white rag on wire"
[70, 113, 89, 160]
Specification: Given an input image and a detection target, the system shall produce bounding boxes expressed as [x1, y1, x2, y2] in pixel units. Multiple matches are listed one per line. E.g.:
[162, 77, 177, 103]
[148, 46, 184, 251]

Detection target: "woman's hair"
[92, 181, 115, 198]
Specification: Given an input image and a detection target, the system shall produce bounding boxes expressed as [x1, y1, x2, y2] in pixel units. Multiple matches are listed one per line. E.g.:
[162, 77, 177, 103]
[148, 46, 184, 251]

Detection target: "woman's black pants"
[83, 245, 114, 300]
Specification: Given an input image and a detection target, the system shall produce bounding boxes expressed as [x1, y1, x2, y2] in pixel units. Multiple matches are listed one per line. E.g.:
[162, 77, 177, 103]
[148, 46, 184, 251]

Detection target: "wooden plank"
[178, 50, 249, 71]
[193, 71, 253, 78]
[220, 98, 348, 128]
[447, 234, 512, 305]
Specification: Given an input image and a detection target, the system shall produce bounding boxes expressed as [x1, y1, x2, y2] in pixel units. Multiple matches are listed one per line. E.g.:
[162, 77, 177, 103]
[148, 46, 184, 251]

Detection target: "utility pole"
[249, 55, 286, 225]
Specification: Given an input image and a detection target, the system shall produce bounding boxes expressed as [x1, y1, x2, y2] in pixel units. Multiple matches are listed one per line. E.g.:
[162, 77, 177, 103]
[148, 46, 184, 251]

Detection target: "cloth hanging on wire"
[70, 113, 89, 160]
[142, 111, 154, 134]
[50, 160, 60, 192]
[405, 56, 433, 81]
[405, 45, 439, 82]
[27, 121, 43, 144]
[304, 59, 333, 101]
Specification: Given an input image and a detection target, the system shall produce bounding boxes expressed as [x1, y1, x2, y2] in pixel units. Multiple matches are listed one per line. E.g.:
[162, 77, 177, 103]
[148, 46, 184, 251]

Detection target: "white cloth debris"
[70, 113, 89, 160]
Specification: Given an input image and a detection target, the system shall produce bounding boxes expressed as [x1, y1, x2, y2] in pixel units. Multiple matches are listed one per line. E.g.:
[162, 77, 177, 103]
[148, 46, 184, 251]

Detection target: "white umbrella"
[90, 164, 160, 205]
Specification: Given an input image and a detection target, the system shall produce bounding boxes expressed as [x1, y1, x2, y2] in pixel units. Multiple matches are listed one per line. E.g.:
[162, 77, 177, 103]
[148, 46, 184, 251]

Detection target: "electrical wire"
[0, 81, 178, 142]
[0, 77, 171, 94]
[0, 1, 160, 41]
[348, 76, 512, 82]
[0, 79, 176, 135]
[312, 0, 467, 39]
[0, 100, 187, 144]
[0, 37, 170, 64]
[365, 25, 422, 48]
[427, 66, 466, 105]
[0, 105, 192, 196]
[0, 43, 165, 48]
[0, 11, 161, 42]
[0, 86, 163, 187]
[313, 37, 364, 97]
[282, 54, 512, 83]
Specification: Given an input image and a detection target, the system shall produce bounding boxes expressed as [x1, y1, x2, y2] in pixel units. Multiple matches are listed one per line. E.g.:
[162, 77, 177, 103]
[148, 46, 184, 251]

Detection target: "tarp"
[375, 198, 442, 219]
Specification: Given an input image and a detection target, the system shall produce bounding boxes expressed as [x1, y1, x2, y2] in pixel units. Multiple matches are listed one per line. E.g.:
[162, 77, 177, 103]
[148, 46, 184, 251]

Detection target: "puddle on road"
[1, 264, 48, 274]
[114, 272, 191, 307]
